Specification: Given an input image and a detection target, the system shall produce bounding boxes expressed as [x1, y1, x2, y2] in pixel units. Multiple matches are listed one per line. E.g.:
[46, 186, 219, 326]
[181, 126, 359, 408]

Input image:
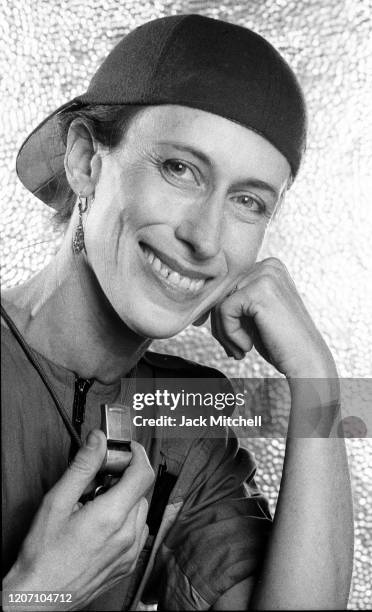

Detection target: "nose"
[175, 196, 223, 260]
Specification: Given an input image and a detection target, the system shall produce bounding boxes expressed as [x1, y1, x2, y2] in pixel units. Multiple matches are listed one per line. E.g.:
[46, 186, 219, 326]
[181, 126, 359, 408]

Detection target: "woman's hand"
[211, 257, 337, 378]
[3, 432, 154, 611]
[211, 259, 352, 611]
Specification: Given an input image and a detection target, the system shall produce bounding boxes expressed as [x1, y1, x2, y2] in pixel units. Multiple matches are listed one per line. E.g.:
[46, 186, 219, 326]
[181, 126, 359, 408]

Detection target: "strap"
[1, 303, 82, 448]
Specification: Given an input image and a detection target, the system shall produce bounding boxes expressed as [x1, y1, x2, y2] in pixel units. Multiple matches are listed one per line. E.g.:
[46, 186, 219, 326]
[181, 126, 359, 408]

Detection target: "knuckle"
[98, 506, 124, 534]
[259, 273, 276, 293]
[120, 531, 136, 551]
[42, 490, 54, 510]
[107, 509, 125, 532]
[264, 256, 284, 269]
[42, 489, 61, 514]
[262, 258, 289, 280]
[95, 516, 111, 537]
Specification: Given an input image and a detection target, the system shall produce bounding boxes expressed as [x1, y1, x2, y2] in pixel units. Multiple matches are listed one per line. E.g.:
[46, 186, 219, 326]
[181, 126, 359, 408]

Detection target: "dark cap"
[16, 14, 307, 208]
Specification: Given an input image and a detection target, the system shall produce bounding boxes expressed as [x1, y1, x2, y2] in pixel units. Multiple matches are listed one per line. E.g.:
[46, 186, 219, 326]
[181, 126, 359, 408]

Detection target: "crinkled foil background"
[1, 0, 371, 608]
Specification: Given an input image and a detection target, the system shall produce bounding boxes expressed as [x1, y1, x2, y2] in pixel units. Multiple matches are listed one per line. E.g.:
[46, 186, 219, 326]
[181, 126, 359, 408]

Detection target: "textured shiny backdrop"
[1, 0, 371, 608]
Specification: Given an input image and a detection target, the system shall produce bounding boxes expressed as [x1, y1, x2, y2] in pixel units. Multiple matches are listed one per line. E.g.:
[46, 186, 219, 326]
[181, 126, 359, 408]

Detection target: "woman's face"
[84, 105, 291, 338]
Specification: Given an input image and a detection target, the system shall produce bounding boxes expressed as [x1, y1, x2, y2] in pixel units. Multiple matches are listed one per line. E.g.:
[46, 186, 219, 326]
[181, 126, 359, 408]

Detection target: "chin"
[123, 309, 191, 340]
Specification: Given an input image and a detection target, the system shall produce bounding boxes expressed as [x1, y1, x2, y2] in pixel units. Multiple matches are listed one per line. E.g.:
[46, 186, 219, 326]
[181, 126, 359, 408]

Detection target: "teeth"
[153, 257, 161, 272]
[147, 251, 155, 265]
[179, 276, 192, 290]
[168, 271, 180, 284]
[160, 264, 169, 278]
[191, 279, 204, 292]
[142, 246, 206, 293]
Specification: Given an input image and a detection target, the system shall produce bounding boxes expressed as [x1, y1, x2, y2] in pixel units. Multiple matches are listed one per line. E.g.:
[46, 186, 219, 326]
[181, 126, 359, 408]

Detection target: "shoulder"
[1, 319, 26, 369]
[1, 322, 38, 416]
[142, 350, 227, 380]
[1, 309, 45, 405]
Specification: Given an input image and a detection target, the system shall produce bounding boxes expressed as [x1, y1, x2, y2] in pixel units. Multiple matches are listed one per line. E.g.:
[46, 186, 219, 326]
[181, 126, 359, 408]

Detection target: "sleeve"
[157, 431, 273, 610]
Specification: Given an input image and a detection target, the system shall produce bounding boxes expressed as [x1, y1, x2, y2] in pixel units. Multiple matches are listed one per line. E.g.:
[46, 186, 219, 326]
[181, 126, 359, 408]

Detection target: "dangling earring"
[72, 194, 89, 254]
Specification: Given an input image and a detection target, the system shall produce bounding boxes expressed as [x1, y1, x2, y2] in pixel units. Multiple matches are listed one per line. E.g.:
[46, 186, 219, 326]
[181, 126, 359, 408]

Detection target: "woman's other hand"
[211, 257, 337, 378]
[3, 432, 154, 611]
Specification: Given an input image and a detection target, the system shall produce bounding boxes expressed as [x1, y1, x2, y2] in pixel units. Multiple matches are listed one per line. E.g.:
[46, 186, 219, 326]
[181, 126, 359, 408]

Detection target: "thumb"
[51, 429, 107, 512]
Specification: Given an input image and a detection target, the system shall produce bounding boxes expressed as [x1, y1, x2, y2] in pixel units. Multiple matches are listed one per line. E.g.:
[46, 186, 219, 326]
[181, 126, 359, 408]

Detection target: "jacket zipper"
[69, 377, 93, 461]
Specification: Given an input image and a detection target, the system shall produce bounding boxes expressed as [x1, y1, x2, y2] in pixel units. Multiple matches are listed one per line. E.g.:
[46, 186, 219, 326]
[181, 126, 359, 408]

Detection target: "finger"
[211, 306, 240, 358]
[110, 499, 146, 556]
[218, 294, 256, 352]
[49, 429, 107, 512]
[99, 442, 154, 514]
[192, 310, 210, 327]
[122, 498, 149, 556]
[139, 523, 149, 552]
[129, 523, 149, 567]
[135, 499, 150, 553]
[118, 509, 149, 572]
[135, 497, 149, 533]
[118, 498, 143, 541]
[212, 301, 253, 358]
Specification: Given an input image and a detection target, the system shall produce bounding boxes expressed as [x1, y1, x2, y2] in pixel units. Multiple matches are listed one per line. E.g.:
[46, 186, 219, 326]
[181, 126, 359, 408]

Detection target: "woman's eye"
[234, 194, 264, 213]
[162, 159, 198, 184]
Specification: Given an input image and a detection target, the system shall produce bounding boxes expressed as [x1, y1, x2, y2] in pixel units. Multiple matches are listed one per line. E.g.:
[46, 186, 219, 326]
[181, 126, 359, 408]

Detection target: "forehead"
[127, 104, 291, 191]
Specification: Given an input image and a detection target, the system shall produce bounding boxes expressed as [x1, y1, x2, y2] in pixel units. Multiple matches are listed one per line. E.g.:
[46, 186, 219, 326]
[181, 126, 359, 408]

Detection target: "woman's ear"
[64, 119, 101, 196]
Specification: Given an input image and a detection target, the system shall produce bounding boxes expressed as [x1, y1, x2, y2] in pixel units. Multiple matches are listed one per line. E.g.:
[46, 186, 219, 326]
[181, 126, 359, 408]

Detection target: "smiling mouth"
[140, 243, 209, 295]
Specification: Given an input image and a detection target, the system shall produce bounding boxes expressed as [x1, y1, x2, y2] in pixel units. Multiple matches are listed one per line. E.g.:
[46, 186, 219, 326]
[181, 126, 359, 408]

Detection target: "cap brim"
[16, 98, 82, 210]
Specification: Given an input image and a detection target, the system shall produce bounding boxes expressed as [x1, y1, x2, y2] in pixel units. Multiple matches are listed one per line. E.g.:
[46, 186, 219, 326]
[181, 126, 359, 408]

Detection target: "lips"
[140, 243, 209, 294]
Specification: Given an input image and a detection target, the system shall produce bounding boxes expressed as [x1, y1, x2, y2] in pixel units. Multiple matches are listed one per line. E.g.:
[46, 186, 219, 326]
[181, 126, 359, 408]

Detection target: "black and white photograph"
[1, 1, 371, 610]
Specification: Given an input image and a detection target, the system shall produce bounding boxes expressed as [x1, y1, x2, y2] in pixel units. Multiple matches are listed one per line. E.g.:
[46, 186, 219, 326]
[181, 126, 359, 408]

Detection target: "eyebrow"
[154, 141, 281, 201]
[155, 141, 211, 166]
[233, 178, 280, 201]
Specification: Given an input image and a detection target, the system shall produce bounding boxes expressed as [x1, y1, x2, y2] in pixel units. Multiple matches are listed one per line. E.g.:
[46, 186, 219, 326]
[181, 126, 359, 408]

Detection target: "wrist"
[3, 561, 46, 607]
[286, 347, 339, 380]
[287, 375, 341, 437]
[3, 570, 36, 612]
[2, 571, 73, 612]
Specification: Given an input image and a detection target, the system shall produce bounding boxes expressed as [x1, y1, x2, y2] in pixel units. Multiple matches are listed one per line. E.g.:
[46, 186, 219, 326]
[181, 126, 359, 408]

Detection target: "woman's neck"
[2, 244, 151, 383]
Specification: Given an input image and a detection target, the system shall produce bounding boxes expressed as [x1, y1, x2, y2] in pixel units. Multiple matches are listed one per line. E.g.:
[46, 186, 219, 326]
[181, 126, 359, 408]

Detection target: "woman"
[2, 14, 353, 611]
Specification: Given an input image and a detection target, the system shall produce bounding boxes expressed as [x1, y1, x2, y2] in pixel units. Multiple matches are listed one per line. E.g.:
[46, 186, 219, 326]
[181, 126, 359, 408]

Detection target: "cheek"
[224, 224, 266, 278]
[105, 165, 178, 228]
[85, 175, 156, 255]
